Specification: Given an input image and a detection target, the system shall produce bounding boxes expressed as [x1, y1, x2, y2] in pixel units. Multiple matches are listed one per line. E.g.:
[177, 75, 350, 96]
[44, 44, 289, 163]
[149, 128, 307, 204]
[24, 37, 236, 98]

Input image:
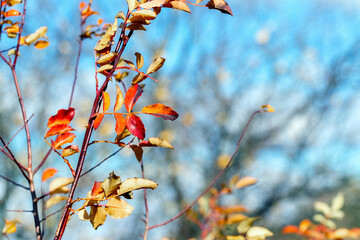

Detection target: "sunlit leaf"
[105, 197, 134, 219]
[247, 226, 273, 240]
[282, 225, 299, 234]
[132, 73, 147, 85]
[139, 137, 174, 149]
[5, 0, 22, 6]
[4, 9, 21, 17]
[47, 108, 75, 128]
[49, 177, 73, 195]
[2, 219, 20, 235]
[114, 113, 126, 135]
[79, 2, 86, 9]
[226, 236, 245, 240]
[299, 219, 311, 232]
[78, 209, 90, 221]
[102, 91, 110, 112]
[90, 206, 107, 229]
[116, 11, 126, 20]
[97, 64, 113, 73]
[163, 1, 191, 13]
[34, 40, 50, 49]
[45, 195, 67, 208]
[124, 59, 136, 69]
[93, 113, 105, 130]
[126, 0, 139, 12]
[131, 9, 157, 20]
[124, 84, 143, 112]
[147, 57, 165, 74]
[62, 145, 80, 157]
[196, 0, 204, 4]
[25, 26, 47, 44]
[129, 15, 151, 25]
[314, 201, 331, 217]
[114, 85, 124, 111]
[142, 103, 178, 121]
[95, 18, 118, 52]
[331, 192, 344, 211]
[101, 172, 122, 198]
[126, 114, 145, 140]
[97, 52, 118, 65]
[135, 52, 144, 69]
[41, 168, 58, 182]
[260, 104, 275, 113]
[235, 177, 257, 189]
[7, 49, 19, 56]
[140, 0, 165, 9]
[53, 132, 76, 149]
[237, 217, 261, 234]
[91, 181, 103, 197]
[45, 124, 75, 138]
[117, 177, 158, 196]
[205, 0, 233, 16]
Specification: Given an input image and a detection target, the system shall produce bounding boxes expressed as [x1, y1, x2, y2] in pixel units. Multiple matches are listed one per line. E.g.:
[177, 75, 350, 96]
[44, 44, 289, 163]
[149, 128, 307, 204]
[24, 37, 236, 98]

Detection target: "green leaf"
[147, 57, 165, 74]
[101, 172, 122, 198]
[117, 177, 158, 196]
[105, 197, 134, 219]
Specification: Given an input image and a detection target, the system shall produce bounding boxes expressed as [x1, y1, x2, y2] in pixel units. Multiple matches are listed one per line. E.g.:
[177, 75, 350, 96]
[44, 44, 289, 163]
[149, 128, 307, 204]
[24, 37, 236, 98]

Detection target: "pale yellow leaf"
[117, 177, 158, 196]
[131, 9, 157, 20]
[237, 217, 260, 234]
[101, 172, 122, 198]
[90, 206, 107, 229]
[164, 1, 191, 13]
[114, 85, 124, 112]
[126, 0, 139, 12]
[97, 64, 113, 73]
[25, 26, 47, 44]
[78, 209, 90, 221]
[49, 177, 74, 195]
[97, 52, 118, 65]
[247, 226, 273, 240]
[235, 177, 257, 189]
[140, 0, 165, 9]
[46, 195, 68, 208]
[260, 104, 275, 113]
[105, 197, 134, 219]
[147, 57, 165, 74]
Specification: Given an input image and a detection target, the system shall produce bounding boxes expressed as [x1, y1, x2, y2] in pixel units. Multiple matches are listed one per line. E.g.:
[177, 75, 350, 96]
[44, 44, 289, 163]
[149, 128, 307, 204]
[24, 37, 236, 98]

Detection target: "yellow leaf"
[126, 0, 139, 12]
[140, 0, 165, 9]
[97, 64, 113, 73]
[114, 85, 124, 111]
[235, 177, 257, 189]
[49, 177, 74, 195]
[105, 197, 134, 219]
[147, 57, 165, 74]
[90, 206, 107, 229]
[164, 1, 191, 13]
[101, 172, 122, 198]
[45, 195, 67, 208]
[247, 226, 273, 240]
[25, 26, 47, 44]
[260, 104, 275, 113]
[131, 9, 157, 20]
[2, 219, 20, 235]
[237, 217, 261, 234]
[102, 91, 110, 112]
[135, 52, 144, 69]
[97, 52, 118, 65]
[78, 209, 90, 221]
[117, 177, 158, 196]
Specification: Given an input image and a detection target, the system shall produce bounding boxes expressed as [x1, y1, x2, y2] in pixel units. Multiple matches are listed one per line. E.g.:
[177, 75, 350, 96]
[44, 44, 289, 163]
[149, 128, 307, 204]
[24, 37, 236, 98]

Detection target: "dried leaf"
[135, 52, 144, 69]
[205, 0, 233, 16]
[116, 11, 126, 20]
[147, 57, 165, 74]
[247, 226, 273, 239]
[126, 23, 146, 31]
[114, 113, 126, 135]
[62, 145, 80, 157]
[97, 64, 113, 73]
[129, 15, 151, 25]
[101, 172, 122, 198]
[235, 177, 257, 189]
[126, 0, 139, 12]
[93, 113, 105, 130]
[163, 1, 191, 13]
[45, 195, 67, 208]
[124, 59, 136, 69]
[140, 0, 165, 9]
[126, 114, 145, 140]
[131, 9, 157, 20]
[5, 0, 22, 7]
[97, 52, 118, 65]
[53, 132, 76, 149]
[114, 85, 124, 111]
[47, 108, 75, 128]
[91, 181, 104, 197]
[49, 177, 73, 195]
[237, 217, 261, 234]
[95, 18, 118, 52]
[139, 137, 174, 149]
[124, 84, 143, 112]
[131, 145, 143, 162]
[260, 104, 275, 113]
[117, 177, 158, 196]
[105, 197, 134, 219]
[25, 26, 48, 44]
[196, 0, 204, 4]
[45, 124, 75, 138]
[78, 209, 90, 221]
[41, 168, 58, 182]
[90, 206, 107, 229]
[142, 103, 178, 121]
[34, 40, 50, 49]
[102, 91, 111, 112]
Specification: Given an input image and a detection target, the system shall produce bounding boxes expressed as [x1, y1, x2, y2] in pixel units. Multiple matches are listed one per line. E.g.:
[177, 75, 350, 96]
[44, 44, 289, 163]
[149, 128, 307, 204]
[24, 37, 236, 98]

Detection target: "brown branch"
[141, 159, 150, 240]
[34, 148, 52, 175]
[148, 110, 261, 230]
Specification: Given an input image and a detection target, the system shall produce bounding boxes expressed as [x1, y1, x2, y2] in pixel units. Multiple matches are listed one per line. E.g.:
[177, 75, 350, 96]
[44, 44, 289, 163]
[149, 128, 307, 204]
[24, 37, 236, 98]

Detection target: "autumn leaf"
[34, 40, 50, 49]
[93, 113, 104, 130]
[49, 177, 74, 195]
[91, 181, 104, 197]
[41, 168, 58, 182]
[47, 108, 75, 128]
[139, 137, 174, 149]
[90, 206, 107, 229]
[25, 26, 48, 44]
[135, 52, 144, 69]
[62, 145, 80, 157]
[147, 57, 165, 74]
[261, 104, 275, 113]
[205, 0, 233, 16]
[126, 0, 139, 12]
[124, 84, 143, 112]
[45, 195, 67, 208]
[97, 52, 118, 65]
[105, 197, 134, 219]
[114, 113, 126, 135]
[97, 64, 113, 73]
[117, 177, 158, 196]
[4, 9, 21, 17]
[163, 1, 191, 13]
[142, 103, 179, 121]
[140, 0, 165, 9]
[131, 9, 157, 20]
[114, 85, 124, 111]
[45, 124, 75, 138]
[95, 18, 118, 52]
[101, 172, 122, 198]
[53, 132, 76, 149]
[102, 91, 110, 112]
[130, 145, 143, 162]
[126, 114, 145, 140]
[2, 219, 20, 235]
[235, 177, 257, 189]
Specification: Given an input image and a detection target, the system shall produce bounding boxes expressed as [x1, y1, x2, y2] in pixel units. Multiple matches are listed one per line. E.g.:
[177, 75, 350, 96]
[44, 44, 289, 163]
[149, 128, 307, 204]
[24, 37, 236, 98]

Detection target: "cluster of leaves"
[283, 193, 360, 239]
[187, 175, 273, 240]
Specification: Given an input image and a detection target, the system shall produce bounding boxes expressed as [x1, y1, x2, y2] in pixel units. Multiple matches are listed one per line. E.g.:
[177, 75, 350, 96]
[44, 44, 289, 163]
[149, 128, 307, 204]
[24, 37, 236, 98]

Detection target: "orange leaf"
[102, 91, 110, 112]
[79, 2, 86, 9]
[41, 168, 58, 182]
[93, 113, 104, 130]
[45, 124, 75, 138]
[91, 181, 103, 197]
[47, 108, 75, 128]
[124, 84, 143, 112]
[141, 103, 178, 121]
[97, 18, 103, 25]
[62, 145, 80, 157]
[114, 113, 125, 135]
[282, 225, 299, 234]
[34, 40, 50, 49]
[299, 219, 312, 232]
[126, 114, 145, 140]
[53, 132, 76, 149]
[4, 9, 21, 17]
[114, 85, 124, 112]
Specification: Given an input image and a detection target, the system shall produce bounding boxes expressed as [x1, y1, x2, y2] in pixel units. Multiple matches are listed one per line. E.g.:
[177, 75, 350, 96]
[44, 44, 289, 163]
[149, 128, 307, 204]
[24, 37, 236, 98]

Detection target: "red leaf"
[41, 168, 58, 182]
[45, 124, 75, 138]
[102, 91, 110, 112]
[53, 132, 76, 149]
[93, 113, 104, 130]
[114, 113, 125, 135]
[124, 84, 143, 112]
[141, 103, 178, 121]
[91, 181, 103, 197]
[47, 108, 75, 128]
[125, 114, 145, 140]
[62, 145, 80, 157]
[282, 225, 300, 234]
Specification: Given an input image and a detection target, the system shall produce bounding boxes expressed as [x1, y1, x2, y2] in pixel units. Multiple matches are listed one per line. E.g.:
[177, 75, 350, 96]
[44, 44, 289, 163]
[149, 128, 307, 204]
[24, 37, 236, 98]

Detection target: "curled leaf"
[261, 104, 275, 113]
[117, 177, 158, 196]
[142, 103, 178, 121]
[49, 177, 74, 195]
[206, 0, 233, 16]
[34, 40, 50, 49]
[45, 124, 75, 138]
[53, 132, 76, 149]
[46, 195, 67, 208]
[102, 91, 110, 112]
[114, 85, 124, 111]
[2, 219, 20, 235]
[139, 137, 174, 149]
[62, 145, 80, 157]
[93, 113, 105, 130]
[114, 113, 126, 135]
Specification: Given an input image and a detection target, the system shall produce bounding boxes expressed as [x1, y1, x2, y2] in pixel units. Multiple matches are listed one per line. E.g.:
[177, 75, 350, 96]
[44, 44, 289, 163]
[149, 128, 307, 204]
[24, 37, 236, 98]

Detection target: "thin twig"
[148, 110, 261, 230]
[40, 207, 64, 223]
[141, 159, 149, 240]
[0, 174, 29, 190]
[6, 209, 33, 212]
[34, 148, 52, 174]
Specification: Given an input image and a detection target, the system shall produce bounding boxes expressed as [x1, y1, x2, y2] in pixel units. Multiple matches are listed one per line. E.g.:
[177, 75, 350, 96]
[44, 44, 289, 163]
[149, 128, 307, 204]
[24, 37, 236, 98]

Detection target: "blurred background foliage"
[1, 0, 360, 239]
